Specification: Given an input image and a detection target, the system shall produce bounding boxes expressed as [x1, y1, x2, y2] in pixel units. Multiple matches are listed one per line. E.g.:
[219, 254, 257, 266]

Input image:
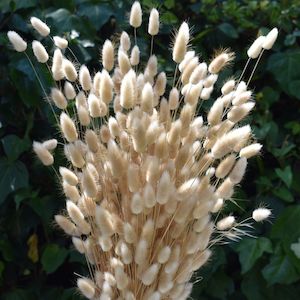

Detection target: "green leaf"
[271, 206, 300, 246]
[236, 237, 273, 274]
[164, 0, 175, 9]
[218, 23, 239, 39]
[1, 135, 30, 161]
[268, 50, 300, 99]
[273, 186, 294, 203]
[77, 4, 113, 30]
[0, 158, 29, 204]
[262, 246, 300, 285]
[275, 166, 293, 187]
[41, 244, 68, 274]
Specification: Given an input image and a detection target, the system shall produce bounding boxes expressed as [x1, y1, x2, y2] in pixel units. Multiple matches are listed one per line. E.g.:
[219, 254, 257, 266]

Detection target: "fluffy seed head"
[208, 51, 234, 74]
[130, 1, 142, 28]
[33, 141, 54, 166]
[60, 112, 78, 142]
[64, 82, 76, 100]
[239, 143, 262, 158]
[53, 36, 68, 49]
[247, 36, 265, 59]
[216, 216, 235, 230]
[7, 31, 27, 52]
[130, 45, 140, 66]
[173, 22, 190, 63]
[77, 278, 95, 299]
[262, 28, 278, 50]
[32, 41, 49, 63]
[102, 40, 114, 71]
[51, 88, 67, 109]
[79, 65, 92, 91]
[252, 208, 271, 222]
[30, 17, 50, 36]
[63, 59, 77, 82]
[148, 8, 159, 36]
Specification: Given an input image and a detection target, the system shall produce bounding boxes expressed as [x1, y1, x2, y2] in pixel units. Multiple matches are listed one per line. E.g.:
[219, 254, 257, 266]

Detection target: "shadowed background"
[0, 0, 300, 299]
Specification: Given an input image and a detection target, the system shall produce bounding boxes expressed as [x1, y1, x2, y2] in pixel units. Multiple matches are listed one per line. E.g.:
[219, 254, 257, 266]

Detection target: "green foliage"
[0, 0, 300, 299]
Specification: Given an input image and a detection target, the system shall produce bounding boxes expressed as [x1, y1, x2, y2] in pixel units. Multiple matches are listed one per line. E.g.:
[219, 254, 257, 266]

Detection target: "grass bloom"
[7, 2, 277, 299]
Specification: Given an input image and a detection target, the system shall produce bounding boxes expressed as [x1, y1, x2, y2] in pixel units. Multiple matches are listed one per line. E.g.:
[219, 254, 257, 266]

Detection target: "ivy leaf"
[262, 246, 300, 285]
[41, 244, 68, 274]
[273, 186, 294, 203]
[1, 135, 30, 161]
[0, 158, 29, 204]
[236, 237, 273, 274]
[275, 166, 293, 187]
[267, 50, 300, 99]
[218, 23, 239, 39]
[77, 4, 113, 30]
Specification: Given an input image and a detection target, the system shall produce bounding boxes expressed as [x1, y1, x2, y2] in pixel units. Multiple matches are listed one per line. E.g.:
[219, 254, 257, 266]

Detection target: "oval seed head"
[262, 28, 278, 50]
[130, 1, 142, 28]
[189, 63, 207, 84]
[77, 278, 95, 299]
[229, 157, 247, 184]
[7, 31, 27, 52]
[173, 22, 190, 63]
[55, 214, 77, 236]
[120, 71, 135, 109]
[42, 139, 57, 150]
[168, 87, 179, 110]
[32, 41, 49, 63]
[154, 72, 167, 96]
[247, 36, 265, 59]
[59, 167, 78, 186]
[63, 59, 77, 82]
[53, 36, 68, 49]
[52, 49, 64, 80]
[208, 51, 234, 74]
[148, 8, 159, 36]
[82, 167, 98, 198]
[30, 17, 50, 36]
[102, 39, 114, 71]
[131, 192, 144, 214]
[64, 82, 76, 100]
[252, 208, 271, 222]
[157, 246, 171, 264]
[60, 112, 78, 142]
[79, 65, 92, 91]
[130, 45, 140, 66]
[141, 82, 154, 114]
[51, 87, 67, 109]
[221, 79, 235, 95]
[95, 206, 115, 236]
[216, 215, 235, 230]
[33, 141, 53, 166]
[143, 182, 156, 208]
[123, 222, 137, 244]
[141, 264, 160, 286]
[239, 143, 262, 158]
[227, 102, 255, 123]
[100, 69, 113, 104]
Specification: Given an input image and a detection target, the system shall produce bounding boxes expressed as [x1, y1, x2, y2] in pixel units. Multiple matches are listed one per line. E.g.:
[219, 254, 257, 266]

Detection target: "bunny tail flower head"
[7, 2, 278, 299]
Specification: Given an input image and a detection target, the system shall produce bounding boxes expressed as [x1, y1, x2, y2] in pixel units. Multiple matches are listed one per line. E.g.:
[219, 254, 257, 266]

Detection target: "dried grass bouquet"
[7, 2, 277, 299]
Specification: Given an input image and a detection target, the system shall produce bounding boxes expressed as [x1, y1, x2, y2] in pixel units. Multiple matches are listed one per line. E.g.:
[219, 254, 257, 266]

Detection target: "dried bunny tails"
[7, 2, 278, 299]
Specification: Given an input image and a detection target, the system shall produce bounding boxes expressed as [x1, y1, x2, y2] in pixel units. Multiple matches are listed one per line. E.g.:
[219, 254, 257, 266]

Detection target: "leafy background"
[0, 0, 300, 299]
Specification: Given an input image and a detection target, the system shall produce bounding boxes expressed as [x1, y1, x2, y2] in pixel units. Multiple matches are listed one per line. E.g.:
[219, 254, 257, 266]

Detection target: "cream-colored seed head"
[239, 143, 262, 158]
[64, 82, 76, 100]
[59, 167, 78, 186]
[252, 208, 271, 222]
[63, 59, 77, 82]
[208, 52, 233, 74]
[102, 39, 114, 71]
[130, 1, 142, 28]
[79, 65, 92, 91]
[33, 141, 54, 166]
[77, 278, 95, 299]
[262, 27, 278, 50]
[60, 112, 78, 142]
[30, 17, 50, 36]
[173, 22, 189, 63]
[247, 36, 265, 59]
[7, 31, 27, 52]
[53, 36, 68, 49]
[51, 87, 67, 109]
[42, 139, 57, 150]
[130, 45, 140, 66]
[120, 71, 135, 109]
[148, 8, 159, 36]
[216, 216, 235, 230]
[55, 215, 77, 236]
[32, 40, 49, 63]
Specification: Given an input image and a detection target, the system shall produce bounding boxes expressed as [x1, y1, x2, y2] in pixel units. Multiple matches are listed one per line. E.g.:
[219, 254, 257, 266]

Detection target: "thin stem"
[134, 27, 137, 46]
[172, 64, 178, 87]
[150, 35, 154, 56]
[238, 57, 251, 83]
[247, 50, 264, 87]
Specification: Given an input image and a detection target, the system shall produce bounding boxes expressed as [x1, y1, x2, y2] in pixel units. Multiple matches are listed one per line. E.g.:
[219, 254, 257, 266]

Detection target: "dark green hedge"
[0, 0, 300, 299]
